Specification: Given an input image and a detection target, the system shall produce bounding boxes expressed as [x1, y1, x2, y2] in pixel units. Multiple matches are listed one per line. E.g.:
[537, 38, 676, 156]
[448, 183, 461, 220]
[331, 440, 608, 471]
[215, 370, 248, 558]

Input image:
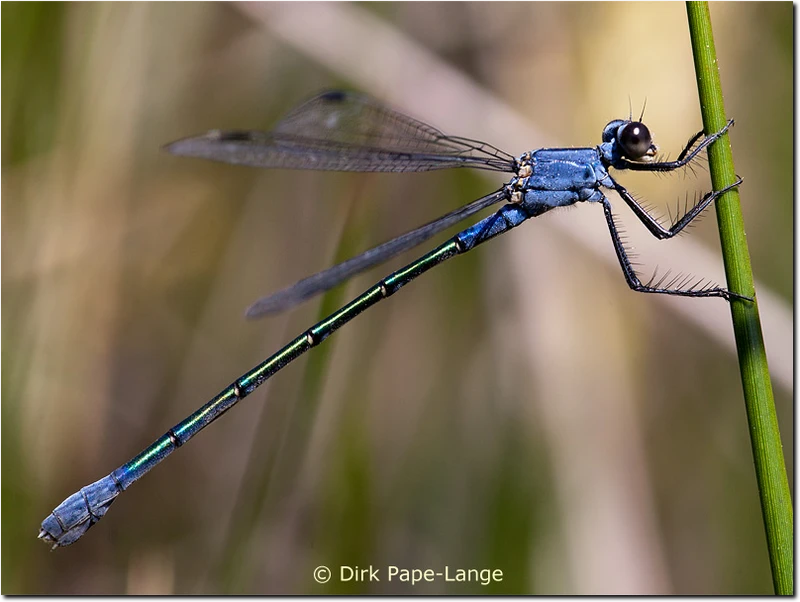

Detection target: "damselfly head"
[616, 121, 657, 161]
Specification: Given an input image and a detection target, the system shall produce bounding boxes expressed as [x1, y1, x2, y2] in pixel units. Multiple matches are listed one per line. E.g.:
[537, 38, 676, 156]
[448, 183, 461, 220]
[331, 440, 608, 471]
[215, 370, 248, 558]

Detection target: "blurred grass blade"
[686, 2, 793, 595]
[215, 190, 369, 591]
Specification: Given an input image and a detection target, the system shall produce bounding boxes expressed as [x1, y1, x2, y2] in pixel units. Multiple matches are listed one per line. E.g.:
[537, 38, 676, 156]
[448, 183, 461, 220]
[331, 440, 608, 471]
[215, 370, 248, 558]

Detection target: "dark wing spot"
[319, 90, 347, 103]
[215, 131, 255, 142]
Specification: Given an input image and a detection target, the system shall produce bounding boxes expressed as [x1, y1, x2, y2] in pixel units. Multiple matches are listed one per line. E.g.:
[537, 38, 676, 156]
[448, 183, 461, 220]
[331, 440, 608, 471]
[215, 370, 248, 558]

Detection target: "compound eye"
[618, 122, 653, 160]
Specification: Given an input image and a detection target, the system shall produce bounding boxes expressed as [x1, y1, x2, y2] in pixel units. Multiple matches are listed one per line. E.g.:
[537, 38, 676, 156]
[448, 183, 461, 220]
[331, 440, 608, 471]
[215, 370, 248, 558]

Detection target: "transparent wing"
[246, 188, 508, 317]
[165, 90, 516, 173]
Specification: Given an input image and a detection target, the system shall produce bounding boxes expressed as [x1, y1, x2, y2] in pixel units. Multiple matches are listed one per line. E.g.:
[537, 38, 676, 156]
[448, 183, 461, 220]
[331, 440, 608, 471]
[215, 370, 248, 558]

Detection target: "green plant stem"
[686, 2, 793, 594]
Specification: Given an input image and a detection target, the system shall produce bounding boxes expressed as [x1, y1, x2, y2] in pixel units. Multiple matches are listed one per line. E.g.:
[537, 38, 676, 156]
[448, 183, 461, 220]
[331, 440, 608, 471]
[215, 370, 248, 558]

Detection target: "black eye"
[618, 122, 653, 159]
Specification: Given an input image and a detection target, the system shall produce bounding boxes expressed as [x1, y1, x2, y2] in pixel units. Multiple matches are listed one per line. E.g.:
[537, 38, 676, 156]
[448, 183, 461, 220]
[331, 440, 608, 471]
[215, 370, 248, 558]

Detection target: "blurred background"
[2, 2, 792, 594]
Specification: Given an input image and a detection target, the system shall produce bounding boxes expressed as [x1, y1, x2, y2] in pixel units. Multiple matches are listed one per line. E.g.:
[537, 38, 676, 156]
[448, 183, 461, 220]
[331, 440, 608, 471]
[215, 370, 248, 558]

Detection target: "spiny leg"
[672, 128, 706, 164]
[600, 197, 749, 301]
[612, 176, 743, 240]
[618, 119, 734, 172]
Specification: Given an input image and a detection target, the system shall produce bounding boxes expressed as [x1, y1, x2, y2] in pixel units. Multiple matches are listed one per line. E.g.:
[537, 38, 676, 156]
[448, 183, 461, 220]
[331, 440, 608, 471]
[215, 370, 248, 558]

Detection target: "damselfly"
[39, 90, 746, 547]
